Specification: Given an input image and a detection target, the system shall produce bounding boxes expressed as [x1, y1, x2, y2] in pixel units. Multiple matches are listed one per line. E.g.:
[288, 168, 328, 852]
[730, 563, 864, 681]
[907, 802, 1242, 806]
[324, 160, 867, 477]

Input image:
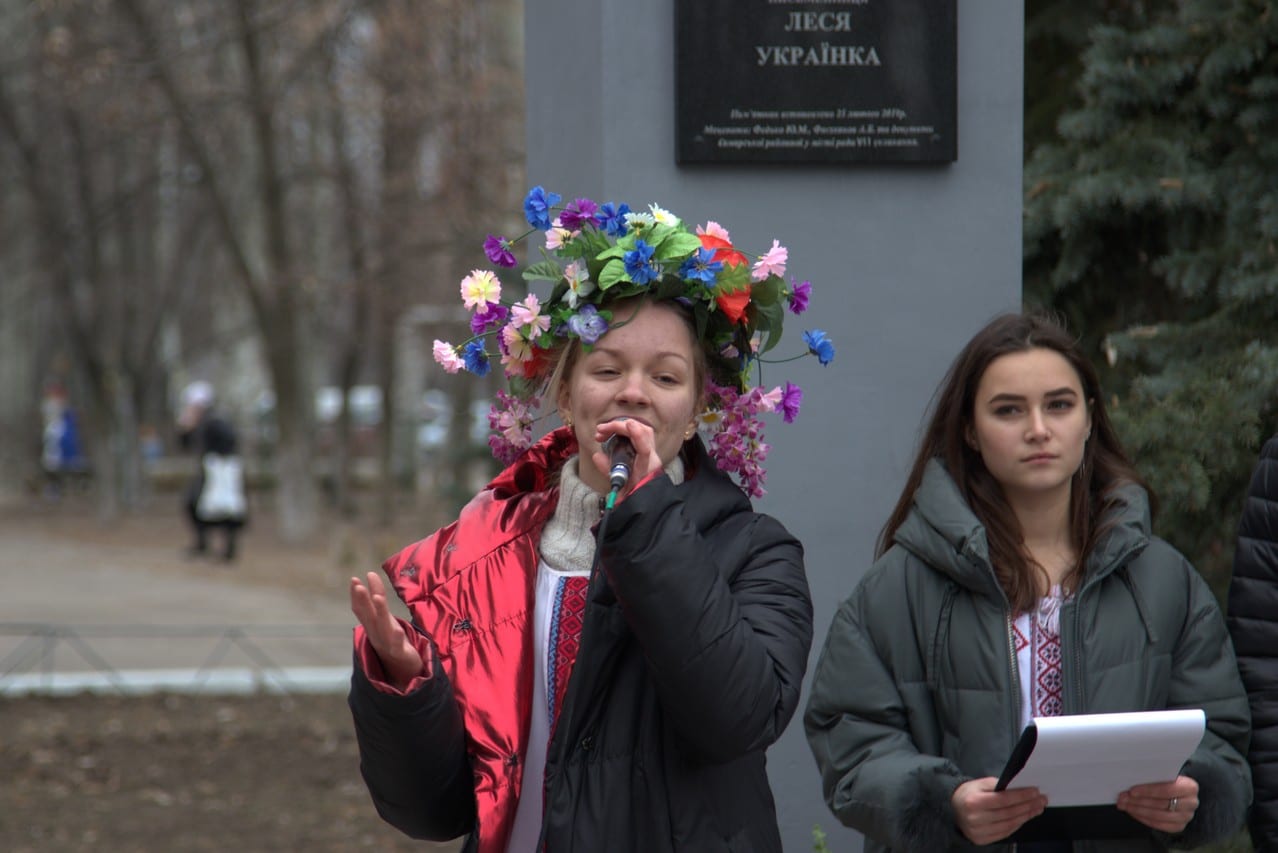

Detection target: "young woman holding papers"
[805, 312, 1251, 852]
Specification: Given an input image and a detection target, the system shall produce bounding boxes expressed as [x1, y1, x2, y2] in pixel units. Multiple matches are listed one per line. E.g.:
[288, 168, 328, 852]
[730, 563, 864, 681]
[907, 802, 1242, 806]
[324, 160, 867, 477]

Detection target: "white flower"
[545, 217, 575, 251]
[563, 260, 595, 308]
[649, 203, 680, 227]
[624, 211, 655, 230]
[697, 409, 725, 434]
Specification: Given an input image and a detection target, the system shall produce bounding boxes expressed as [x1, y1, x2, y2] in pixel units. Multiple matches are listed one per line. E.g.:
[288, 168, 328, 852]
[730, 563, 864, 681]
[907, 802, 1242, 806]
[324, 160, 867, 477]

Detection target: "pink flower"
[486, 391, 538, 465]
[432, 340, 465, 374]
[545, 217, 576, 251]
[460, 270, 501, 310]
[751, 239, 788, 281]
[758, 386, 783, 414]
[500, 324, 534, 373]
[696, 221, 732, 242]
[511, 293, 551, 336]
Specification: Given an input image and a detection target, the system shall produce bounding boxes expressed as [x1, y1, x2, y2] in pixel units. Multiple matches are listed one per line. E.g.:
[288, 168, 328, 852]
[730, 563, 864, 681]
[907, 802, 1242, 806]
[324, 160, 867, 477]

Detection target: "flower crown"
[432, 185, 835, 497]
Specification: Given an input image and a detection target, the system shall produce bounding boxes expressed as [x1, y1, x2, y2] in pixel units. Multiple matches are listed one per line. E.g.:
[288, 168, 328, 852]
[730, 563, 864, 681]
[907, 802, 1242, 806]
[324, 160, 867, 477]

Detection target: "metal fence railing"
[0, 623, 352, 696]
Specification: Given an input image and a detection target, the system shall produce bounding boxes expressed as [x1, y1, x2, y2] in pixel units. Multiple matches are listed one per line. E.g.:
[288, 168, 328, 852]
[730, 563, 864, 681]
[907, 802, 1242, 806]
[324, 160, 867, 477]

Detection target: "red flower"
[698, 234, 748, 268]
[715, 288, 752, 324]
[520, 346, 552, 380]
[699, 234, 751, 323]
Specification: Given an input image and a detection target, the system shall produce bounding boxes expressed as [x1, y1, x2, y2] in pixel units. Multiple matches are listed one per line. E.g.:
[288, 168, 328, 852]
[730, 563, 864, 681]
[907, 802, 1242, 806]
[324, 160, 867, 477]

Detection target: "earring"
[562, 413, 573, 428]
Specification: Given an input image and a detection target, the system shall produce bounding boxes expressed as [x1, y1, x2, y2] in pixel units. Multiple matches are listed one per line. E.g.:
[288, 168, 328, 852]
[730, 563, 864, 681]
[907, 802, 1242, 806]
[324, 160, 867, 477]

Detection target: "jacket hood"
[894, 458, 1151, 600]
[485, 426, 580, 499]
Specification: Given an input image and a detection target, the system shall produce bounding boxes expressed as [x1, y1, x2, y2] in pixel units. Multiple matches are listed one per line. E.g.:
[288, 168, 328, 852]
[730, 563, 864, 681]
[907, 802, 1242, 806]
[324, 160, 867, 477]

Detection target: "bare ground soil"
[0, 492, 463, 852]
[0, 692, 462, 852]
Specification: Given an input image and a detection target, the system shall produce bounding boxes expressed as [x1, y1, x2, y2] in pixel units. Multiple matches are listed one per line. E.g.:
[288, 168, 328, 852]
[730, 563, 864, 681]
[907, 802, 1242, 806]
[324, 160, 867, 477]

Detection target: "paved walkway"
[0, 498, 415, 695]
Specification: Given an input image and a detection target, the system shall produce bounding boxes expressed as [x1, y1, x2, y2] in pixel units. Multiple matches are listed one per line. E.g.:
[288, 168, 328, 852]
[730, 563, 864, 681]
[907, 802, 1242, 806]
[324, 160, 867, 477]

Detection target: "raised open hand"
[349, 571, 423, 689]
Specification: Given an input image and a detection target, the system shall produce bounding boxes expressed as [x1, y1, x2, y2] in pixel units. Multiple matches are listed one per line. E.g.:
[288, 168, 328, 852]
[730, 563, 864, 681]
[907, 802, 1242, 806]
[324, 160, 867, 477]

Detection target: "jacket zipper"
[1069, 596, 1084, 714]
[1007, 612, 1027, 853]
[1004, 611, 1021, 738]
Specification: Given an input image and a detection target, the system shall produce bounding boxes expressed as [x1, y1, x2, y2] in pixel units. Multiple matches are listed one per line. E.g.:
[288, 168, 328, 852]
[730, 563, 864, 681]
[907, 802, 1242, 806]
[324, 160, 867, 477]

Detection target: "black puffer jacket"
[1228, 434, 1278, 853]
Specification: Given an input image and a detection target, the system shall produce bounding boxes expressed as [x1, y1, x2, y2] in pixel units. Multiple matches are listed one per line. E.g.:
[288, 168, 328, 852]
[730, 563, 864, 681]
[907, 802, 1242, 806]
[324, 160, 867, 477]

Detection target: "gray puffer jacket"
[806, 460, 1251, 852]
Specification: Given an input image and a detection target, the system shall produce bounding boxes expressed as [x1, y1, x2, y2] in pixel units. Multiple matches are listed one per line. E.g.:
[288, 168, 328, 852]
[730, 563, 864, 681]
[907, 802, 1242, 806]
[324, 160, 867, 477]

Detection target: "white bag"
[197, 453, 246, 522]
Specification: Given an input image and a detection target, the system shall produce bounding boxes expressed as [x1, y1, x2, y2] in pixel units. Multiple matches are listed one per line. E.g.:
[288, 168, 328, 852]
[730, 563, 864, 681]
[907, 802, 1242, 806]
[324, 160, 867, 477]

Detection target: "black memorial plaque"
[675, 0, 956, 165]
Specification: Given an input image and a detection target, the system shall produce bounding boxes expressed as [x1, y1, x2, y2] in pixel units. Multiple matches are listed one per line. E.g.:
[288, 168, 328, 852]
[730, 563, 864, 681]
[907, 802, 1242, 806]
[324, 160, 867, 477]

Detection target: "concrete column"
[526, 2, 1023, 847]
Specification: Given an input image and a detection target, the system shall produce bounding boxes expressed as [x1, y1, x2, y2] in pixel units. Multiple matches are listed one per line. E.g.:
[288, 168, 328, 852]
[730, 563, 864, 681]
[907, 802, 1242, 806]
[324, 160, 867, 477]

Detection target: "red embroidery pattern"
[548, 575, 589, 735]
[1012, 623, 1029, 654]
[1032, 619, 1063, 717]
[1012, 618, 1063, 717]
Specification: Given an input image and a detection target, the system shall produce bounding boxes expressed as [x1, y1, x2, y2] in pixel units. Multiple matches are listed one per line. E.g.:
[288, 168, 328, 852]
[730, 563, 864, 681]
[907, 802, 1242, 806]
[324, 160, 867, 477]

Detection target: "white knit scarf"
[538, 455, 685, 574]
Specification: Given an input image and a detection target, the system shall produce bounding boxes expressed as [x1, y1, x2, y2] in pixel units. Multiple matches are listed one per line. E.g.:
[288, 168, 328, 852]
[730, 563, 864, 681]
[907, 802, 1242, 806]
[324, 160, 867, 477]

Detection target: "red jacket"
[354, 429, 574, 852]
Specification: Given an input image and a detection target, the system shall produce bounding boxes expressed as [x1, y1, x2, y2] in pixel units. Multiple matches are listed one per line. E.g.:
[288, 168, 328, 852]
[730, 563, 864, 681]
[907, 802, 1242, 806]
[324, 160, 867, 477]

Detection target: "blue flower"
[566, 304, 608, 344]
[595, 202, 631, 237]
[678, 248, 723, 284]
[623, 239, 658, 285]
[462, 340, 491, 376]
[803, 329, 836, 366]
[523, 186, 561, 231]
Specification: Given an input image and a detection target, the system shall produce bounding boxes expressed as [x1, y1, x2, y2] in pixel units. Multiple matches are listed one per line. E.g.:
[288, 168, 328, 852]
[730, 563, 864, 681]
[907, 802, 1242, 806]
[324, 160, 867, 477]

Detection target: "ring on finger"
[1167, 797, 1178, 812]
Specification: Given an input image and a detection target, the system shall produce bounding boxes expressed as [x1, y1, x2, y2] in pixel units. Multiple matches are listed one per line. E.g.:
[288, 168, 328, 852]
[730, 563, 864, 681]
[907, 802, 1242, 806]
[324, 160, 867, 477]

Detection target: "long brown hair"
[876, 311, 1154, 612]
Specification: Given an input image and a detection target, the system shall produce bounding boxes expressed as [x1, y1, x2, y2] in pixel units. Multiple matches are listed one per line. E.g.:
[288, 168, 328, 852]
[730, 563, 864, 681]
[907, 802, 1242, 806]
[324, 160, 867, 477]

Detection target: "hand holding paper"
[1117, 775, 1199, 835]
[998, 709, 1206, 806]
[951, 777, 1047, 845]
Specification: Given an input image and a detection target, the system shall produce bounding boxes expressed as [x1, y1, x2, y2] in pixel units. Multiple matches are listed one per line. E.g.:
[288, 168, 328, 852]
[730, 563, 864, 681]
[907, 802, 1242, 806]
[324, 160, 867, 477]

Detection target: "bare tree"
[0, 2, 213, 518]
[1, 0, 526, 538]
[109, 0, 377, 539]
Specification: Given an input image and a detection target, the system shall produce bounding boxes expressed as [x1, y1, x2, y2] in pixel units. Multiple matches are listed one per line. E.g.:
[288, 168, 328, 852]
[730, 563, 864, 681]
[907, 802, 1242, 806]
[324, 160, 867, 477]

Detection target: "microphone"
[602, 433, 636, 492]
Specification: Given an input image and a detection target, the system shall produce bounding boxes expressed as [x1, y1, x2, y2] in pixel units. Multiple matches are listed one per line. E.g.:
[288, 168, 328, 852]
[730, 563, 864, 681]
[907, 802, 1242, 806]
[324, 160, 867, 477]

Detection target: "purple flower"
[780, 382, 803, 423]
[803, 329, 835, 366]
[486, 391, 537, 465]
[469, 303, 509, 336]
[595, 202, 631, 237]
[701, 380, 772, 498]
[623, 239, 658, 285]
[523, 186, 561, 231]
[483, 235, 518, 268]
[559, 198, 598, 231]
[787, 279, 811, 315]
[462, 340, 491, 376]
[566, 304, 608, 344]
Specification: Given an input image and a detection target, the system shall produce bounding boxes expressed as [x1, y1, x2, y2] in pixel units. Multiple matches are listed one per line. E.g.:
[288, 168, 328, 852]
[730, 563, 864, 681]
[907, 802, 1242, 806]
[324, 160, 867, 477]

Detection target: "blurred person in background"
[39, 382, 86, 501]
[176, 380, 246, 562]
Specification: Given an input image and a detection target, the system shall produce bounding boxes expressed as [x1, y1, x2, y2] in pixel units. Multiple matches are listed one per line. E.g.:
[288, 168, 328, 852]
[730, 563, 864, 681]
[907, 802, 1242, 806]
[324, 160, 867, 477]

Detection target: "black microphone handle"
[603, 434, 636, 491]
